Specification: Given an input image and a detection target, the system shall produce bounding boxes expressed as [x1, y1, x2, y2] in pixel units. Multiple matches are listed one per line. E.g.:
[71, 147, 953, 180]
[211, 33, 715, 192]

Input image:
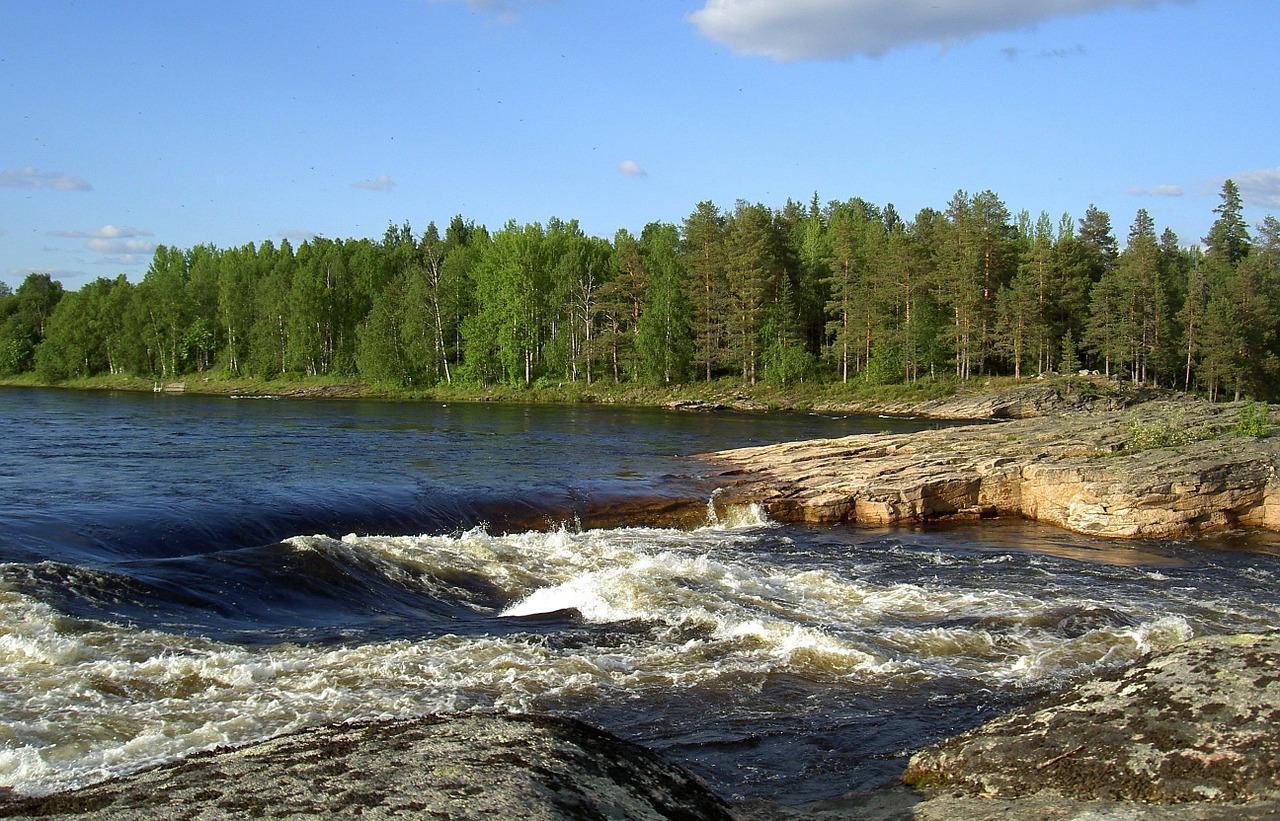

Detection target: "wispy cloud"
[278, 229, 317, 243]
[49, 225, 154, 240]
[0, 166, 92, 191]
[689, 0, 1180, 61]
[428, 0, 552, 24]
[1125, 184, 1184, 197]
[352, 174, 396, 192]
[86, 238, 156, 255]
[617, 160, 647, 178]
[1233, 167, 1280, 209]
[47, 224, 157, 259]
[1002, 44, 1087, 60]
[91, 254, 148, 267]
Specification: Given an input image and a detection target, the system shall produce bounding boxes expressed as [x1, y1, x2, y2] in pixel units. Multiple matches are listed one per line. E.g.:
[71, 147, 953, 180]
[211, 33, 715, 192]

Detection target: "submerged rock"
[709, 398, 1280, 538]
[903, 632, 1280, 808]
[0, 713, 736, 820]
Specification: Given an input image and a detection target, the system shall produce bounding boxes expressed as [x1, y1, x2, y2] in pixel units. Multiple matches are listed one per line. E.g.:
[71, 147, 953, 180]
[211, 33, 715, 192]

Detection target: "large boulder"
[903, 633, 1280, 806]
[0, 714, 736, 820]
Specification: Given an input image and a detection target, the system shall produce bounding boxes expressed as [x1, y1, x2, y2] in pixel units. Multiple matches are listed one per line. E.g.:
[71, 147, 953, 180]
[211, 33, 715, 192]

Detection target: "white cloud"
[46, 225, 157, 259]
[92, 255, 147, 267]
[353, 174, 396, 192]
[1125, 184, 1184, 197]
[1233, 168, 1280, 209]
[278, 229, 317, 243]
[617, 160, 647, 178]
[50, 225, 153, 239]
[86, 238, 157, 255]
[688, 0, 1182, 61]
[0, 166, 92, 191]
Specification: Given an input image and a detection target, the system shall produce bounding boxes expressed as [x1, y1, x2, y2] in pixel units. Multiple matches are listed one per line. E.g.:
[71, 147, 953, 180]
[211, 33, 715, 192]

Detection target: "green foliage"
[0, 273, 63, 375]
[1059, 330, 1081, 375]
[1122, 414, 1216, 452]
[861, 340, 903, 387]
[761, 336, 817, 388]
[1235, 401, 1272, 439]
[5, 183, 1278, 405]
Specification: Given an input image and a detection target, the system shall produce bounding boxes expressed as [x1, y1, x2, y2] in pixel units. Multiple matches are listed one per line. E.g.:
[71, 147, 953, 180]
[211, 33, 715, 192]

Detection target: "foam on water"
[1, 516, 1275, 799]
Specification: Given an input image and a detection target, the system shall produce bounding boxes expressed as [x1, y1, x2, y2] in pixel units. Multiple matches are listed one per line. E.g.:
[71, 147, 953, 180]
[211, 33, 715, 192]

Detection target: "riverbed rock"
[0, 713, 736, 821]
[900, 632, 1280, 815]
[709, 398, 1280, 538]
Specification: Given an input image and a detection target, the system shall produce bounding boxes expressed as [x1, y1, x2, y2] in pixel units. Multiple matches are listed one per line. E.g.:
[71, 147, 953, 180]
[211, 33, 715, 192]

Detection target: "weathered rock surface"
[817, 381, 1156, 421]
[900, 632, 1280, 816]
[0, 713, 735, 820]
[709, 398, 1280, 537]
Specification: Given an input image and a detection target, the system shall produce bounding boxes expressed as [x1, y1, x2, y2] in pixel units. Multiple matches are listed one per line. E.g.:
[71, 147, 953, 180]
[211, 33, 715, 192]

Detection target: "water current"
[2, 386, 1280, 804]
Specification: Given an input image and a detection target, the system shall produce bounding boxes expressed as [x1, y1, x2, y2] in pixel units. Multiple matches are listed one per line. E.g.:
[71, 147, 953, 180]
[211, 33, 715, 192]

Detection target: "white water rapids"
[3, 508, 1251, 800]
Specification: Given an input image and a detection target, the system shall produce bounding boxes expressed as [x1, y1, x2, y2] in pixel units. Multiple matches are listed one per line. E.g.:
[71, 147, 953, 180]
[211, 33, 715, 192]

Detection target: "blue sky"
[2, 0, 1277, 291]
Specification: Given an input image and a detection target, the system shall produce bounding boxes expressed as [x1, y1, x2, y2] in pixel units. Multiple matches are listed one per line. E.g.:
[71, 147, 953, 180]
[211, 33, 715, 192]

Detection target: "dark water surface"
[2, 386, 1280, 803]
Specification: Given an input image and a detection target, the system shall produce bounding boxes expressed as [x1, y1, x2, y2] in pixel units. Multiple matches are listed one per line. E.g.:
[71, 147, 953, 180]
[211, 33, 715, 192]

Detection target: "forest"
[2, 180, 1278, 401]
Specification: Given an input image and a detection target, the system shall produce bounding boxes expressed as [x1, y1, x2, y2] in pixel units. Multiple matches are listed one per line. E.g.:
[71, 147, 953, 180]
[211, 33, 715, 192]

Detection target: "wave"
[1, 474, 721, 568]
[4, 513, 1280, 800]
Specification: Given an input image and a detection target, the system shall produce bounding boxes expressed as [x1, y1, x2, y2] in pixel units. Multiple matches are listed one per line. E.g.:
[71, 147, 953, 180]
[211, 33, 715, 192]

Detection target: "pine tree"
[722, 201, 781, 384]
[635, 223, 693, 385]
[1203, 180, 1251, 270]
[1193, 180, 1262, 399]
[824, 199, 883, 382]
[682, 201, 727, 382]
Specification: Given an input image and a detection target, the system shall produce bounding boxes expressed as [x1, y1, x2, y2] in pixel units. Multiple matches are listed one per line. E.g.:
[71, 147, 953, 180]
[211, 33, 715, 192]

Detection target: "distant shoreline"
[0, 372, 1143, 420]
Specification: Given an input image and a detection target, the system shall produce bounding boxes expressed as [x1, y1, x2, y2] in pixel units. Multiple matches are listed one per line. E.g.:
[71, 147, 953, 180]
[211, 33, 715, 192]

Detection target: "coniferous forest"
[3, 181, 1278, 401]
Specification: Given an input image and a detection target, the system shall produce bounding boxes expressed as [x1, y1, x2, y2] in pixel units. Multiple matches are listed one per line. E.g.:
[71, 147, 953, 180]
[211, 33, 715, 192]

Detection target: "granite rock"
[903, 633, 1280, 806]
[0, 713, 736, 821]
[709, 399, 1280, 538]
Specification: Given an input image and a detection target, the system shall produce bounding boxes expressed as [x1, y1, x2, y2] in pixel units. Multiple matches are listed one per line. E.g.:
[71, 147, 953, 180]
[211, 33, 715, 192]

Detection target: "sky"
[2, 0, 1277, 291]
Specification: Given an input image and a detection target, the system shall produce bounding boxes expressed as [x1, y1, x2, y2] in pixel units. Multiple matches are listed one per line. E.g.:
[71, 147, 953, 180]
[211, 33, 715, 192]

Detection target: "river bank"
[708, 394, 1280, 539]
[0, 371, 1020, 416]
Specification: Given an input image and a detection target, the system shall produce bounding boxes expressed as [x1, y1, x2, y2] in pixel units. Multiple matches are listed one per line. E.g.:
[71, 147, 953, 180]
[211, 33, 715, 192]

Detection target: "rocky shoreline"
[7, 384, 1279, 819]
[708, 392, 1280, 539]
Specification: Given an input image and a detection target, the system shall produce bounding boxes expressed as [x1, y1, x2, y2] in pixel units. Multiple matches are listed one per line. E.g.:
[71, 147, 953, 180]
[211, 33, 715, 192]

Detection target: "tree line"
[2, 181, 1277, 400]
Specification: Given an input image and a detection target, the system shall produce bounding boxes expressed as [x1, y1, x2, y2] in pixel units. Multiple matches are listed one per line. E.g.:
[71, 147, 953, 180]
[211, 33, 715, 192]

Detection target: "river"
[2, 386, 1279, 804]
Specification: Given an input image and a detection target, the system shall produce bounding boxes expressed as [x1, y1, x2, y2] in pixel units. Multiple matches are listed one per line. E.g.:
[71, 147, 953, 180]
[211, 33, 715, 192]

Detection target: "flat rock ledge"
[0, 713, 735, 821]
[898, 632, 1280, 820]
[708, 399, 1280, 538]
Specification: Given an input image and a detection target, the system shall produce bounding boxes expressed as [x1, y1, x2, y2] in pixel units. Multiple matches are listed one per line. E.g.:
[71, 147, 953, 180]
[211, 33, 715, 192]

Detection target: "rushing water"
[2, 387, 1280, 804]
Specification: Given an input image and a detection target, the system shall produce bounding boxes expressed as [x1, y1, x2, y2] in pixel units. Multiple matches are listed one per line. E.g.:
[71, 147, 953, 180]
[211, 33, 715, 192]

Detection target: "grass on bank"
[1116, 399, 1274, 454]
[1, 370, 970, 412]
[1, 371, 1209, 419]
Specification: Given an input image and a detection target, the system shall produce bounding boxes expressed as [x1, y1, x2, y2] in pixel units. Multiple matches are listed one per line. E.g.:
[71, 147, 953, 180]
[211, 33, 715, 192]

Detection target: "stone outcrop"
[816, 381, 1156, 421]
[900, 632, 1280, 817]
[0, 714, 735, 821]
[708, 399, 1280, 538]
